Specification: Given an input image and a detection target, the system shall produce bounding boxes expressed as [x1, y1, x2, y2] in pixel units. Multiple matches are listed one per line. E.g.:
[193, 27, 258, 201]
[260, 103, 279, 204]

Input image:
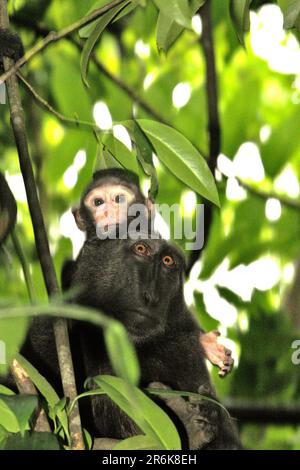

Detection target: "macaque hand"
[200, 330, 233, 378]
[148, 382, 218, 450]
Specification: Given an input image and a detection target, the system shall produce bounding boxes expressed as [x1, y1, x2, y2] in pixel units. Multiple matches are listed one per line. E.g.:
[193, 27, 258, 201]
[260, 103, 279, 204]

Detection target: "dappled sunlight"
[265, 198, 282, 222]
[43, 118, 65, 146]
[274, 164, 300, 198]
[191, 14, 202, 36]
[59, 210, 85, 258]
[93, 101, 113, 130]
[63, 150, 87, 190]
[134, 39, 150, 59]
[172, 82, 192, 109]
[5, 173, 27, 203]
[233, 143, 265, 183]
[143, 72, 156, 90]
[113, 125, 132, 151]
[226, 177, 246, 201]
[250, 5, 300, 74]
[259, 124, 272, 143]
[181, 190, 196, 217]
[283, 262, 295, 285]
[217, 143, 265, 183]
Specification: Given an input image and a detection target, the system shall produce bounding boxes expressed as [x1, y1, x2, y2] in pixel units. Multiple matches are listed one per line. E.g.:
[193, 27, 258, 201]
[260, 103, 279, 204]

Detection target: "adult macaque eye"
[162, 255, 175, 268]
[115, 194, 127, 204]
[133, 243, 151, 257]
[93, 198, 105, 207]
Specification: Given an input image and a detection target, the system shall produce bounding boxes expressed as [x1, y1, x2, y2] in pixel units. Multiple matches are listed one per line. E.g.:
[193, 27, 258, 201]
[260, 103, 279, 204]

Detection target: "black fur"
[0, 29, 24, 70]
[21, 237, 240, 449]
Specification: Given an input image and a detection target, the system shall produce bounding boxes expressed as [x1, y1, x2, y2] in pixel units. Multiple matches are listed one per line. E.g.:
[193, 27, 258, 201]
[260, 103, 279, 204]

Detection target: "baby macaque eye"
[94, 198, 105, 207]
[115, 194, 127, 204]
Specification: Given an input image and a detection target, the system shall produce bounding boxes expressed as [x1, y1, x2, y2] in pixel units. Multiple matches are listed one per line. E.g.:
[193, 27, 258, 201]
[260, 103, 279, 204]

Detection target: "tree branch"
[18, 72, 98, 130]
[226, 401, 300, 425]
[237, 178, 300, 212]
[71, 36, 170, 125]
[11, 359, 51, 433]
[0, 1, 84, 449]
[0, 0, 126, 84]
[186, 0, 220, 275]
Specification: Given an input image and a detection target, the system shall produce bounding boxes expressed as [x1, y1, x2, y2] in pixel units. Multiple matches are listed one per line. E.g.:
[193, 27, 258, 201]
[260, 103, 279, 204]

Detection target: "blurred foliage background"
[1, 0, 300, 449]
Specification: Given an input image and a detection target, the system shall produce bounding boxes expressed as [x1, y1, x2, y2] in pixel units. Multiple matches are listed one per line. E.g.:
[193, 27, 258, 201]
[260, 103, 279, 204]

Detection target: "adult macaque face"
[84, 184, 136, 230]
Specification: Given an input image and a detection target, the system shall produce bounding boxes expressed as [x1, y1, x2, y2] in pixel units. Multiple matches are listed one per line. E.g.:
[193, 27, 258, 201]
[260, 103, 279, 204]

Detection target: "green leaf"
[105, 322, 140, 385]
[83, 428, 93, 450]
[104, 133, 140, 174]
[114, 435, 162, 450]
[0, 395, 20, 433]
[156, 0, 205, 53]
[0, 431, 60, 450]
[81, 2, 130, 87]
[132, 121, 158, 200]
[94, 142, 123, 171]
[136, 119, 220, 206]
[79, 0, 139, 38]
[0, 394, 37, 435]
[93, 375, 181, 450]
[229, 0, 253, 46]
[280, 0, 300, 30]
[153, 0, 192, 29]
[0, 385, 15, 396]
[15, 354, 70, 441]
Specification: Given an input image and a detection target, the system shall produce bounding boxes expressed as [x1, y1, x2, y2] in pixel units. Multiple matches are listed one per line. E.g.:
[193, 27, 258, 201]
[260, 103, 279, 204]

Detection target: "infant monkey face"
[84, 184, 135, 228]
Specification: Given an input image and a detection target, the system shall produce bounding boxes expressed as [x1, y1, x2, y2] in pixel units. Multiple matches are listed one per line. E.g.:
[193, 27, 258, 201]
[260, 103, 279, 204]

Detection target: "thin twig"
[237, 178, 300, 212]
[0, 0, 84, 449]
[18, 72, 98, 130]
[0, 0, 126, 84]
[71, 36, 170, 125]
[12, 13, 171, 127]
[11, 359, 51, 433]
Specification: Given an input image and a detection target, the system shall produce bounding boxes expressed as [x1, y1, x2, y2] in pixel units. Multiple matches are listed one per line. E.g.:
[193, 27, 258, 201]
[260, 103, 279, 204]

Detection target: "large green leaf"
[105, 322, 140, 385]
[229, 0, 253, 46]
[0, 396, 20, 433]
[278, 0, 300, 30]
[104, 133, 140, 174]
[81, 2, 130, 87]
[156, 0, 205, 52]
[153, 0, 192, 29]
[0, 385, 15, 396]
[0, 395, 37, 435]
[94, 138, 123, 171]
[79, 0, 140, 38]
[15, 354, 69, 441]
[136, 119, 219, 206]
[93, 375, 181, 450]
[131, 121, 158, 200]
[1, 431, 60, 450]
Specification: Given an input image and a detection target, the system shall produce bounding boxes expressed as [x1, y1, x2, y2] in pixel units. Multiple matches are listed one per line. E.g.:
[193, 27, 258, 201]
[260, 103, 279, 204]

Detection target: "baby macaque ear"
[72, 206, 86, 231]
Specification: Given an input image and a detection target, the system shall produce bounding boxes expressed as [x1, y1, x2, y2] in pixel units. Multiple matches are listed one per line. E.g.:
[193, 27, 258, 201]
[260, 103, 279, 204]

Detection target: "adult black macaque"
[65, 235, 240, 449]
[64, 169, 233, 378]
